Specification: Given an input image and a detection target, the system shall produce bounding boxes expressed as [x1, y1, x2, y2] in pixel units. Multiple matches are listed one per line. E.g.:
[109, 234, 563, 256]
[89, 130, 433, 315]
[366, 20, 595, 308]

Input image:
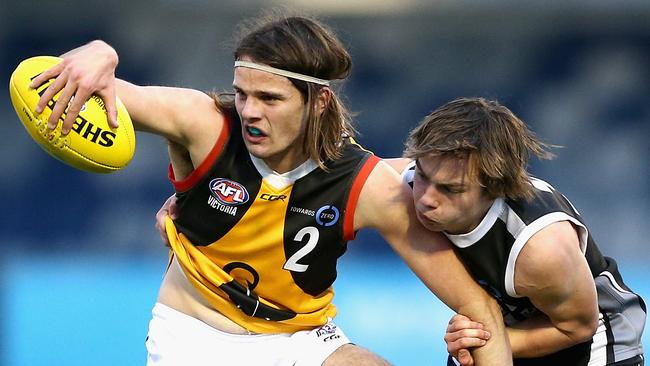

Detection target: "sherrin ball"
[9, 56, 135, 173]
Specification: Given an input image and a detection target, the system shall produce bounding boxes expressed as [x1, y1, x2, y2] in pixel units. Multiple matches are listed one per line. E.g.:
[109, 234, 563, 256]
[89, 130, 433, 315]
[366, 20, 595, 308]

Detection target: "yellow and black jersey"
[166, 115, 379, 334]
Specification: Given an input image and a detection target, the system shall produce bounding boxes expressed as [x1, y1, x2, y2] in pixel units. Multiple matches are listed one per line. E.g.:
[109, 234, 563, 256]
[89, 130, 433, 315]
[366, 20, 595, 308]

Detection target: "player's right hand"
[156, 194, 179, 247]
[30, 40, 119, 135]
[444, 313, 491, 366]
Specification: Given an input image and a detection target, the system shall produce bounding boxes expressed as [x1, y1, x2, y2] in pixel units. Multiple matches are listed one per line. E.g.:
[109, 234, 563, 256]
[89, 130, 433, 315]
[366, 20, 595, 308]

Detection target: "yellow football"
[9, 56, 135, 173]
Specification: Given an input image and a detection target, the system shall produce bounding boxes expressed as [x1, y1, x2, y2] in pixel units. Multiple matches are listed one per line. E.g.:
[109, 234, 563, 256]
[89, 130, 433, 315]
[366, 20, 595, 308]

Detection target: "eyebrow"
[232, 85, 285, 100]
[414, 159, 467, 188]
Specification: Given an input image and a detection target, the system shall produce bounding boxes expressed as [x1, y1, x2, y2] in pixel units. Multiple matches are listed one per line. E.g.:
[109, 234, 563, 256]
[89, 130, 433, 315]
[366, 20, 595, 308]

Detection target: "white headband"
[234, 60, 331, 86]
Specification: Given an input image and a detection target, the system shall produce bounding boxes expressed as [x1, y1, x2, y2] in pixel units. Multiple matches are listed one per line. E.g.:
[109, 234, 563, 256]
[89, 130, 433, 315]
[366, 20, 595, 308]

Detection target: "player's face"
[233, 63, 308, 173]
[412, 154, 494, 235]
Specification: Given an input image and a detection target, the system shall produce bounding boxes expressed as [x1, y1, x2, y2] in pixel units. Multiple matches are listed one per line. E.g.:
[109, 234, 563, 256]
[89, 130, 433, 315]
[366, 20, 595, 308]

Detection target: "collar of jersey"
[402, 160, 416, 181]
[249, 153, 319, 190]
[444, 198, 505, 248]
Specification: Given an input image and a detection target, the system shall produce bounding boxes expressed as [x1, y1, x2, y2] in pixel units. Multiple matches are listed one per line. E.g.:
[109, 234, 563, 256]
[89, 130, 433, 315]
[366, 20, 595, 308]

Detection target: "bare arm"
[444, 220, 598, 362]
[31, 40, 224, 169]
[355, 161, 512, 365]
[114, 80, 224, 167]
[382, 157, 411, 173]
[509, 221, 598, 357]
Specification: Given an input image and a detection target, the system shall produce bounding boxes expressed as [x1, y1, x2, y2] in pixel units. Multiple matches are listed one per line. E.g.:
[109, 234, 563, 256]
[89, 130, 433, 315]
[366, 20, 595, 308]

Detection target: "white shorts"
[145, 303, 351, 366]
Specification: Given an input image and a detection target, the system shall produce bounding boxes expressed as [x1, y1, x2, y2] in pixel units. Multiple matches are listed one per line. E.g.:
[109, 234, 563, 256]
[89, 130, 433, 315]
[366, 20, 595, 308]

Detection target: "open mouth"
[245, 126, 266, 138]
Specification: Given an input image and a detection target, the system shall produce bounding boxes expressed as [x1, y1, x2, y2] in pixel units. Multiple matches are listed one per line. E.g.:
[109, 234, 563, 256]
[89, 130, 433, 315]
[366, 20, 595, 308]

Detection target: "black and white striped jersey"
[403, 161, 645, 365]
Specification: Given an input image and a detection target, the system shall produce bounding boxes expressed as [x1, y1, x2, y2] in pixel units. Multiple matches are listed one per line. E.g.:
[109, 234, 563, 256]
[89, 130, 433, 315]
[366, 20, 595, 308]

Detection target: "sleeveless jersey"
[165, 114, 379, 334]
[403, 161, 645, 365]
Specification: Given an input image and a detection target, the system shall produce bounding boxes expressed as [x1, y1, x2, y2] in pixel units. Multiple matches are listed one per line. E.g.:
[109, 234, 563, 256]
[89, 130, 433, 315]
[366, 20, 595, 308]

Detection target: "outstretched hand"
[30, 40, 120, 135]
[444, 314, 491, 366]
[155, 194, 179, 247]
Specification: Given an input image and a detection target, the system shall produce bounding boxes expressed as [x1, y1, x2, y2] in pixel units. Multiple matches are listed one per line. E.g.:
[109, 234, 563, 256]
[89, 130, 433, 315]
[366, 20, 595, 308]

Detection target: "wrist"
[89, 40, 119, 67]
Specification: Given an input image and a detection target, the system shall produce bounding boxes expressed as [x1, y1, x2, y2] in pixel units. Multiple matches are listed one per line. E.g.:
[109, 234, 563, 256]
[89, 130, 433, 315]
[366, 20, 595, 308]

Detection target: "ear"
[315, 87, 332, 115]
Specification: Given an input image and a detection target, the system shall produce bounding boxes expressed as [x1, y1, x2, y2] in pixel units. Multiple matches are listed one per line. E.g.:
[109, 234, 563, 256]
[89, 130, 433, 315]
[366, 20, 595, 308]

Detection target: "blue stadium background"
[1, 1, 648, 365]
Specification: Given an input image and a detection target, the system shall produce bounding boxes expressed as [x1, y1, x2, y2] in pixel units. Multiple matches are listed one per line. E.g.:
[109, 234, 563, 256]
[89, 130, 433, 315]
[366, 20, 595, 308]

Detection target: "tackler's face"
[411, 154, 494, 235]
[233, 60, 308, 173]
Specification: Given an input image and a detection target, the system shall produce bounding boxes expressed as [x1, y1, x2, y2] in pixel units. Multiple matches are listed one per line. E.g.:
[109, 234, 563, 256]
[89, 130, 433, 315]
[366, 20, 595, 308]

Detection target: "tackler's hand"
[444, 314, 491, 366]
[156, 194, 179, 248]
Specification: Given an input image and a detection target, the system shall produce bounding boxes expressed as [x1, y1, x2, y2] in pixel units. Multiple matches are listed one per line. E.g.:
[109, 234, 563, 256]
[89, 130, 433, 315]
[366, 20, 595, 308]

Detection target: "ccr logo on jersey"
[209, 178, 250, 206]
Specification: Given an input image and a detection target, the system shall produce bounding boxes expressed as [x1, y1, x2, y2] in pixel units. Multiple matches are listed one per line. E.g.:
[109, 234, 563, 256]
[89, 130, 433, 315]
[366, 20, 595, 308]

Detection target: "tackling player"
[391, 97, 646, 366]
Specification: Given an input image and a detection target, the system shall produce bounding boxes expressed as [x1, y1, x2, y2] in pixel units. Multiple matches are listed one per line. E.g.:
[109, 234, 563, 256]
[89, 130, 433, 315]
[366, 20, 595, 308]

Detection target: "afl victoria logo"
[209, 178, 249, 206]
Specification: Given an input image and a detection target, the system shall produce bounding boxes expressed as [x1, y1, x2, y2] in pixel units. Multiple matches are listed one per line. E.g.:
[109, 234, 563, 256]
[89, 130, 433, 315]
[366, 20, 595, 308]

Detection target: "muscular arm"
[355, 161, 512, 365]
[115, 79, 224, 168]
[509, 221, 598, 357]
[33, 40, 225, 169]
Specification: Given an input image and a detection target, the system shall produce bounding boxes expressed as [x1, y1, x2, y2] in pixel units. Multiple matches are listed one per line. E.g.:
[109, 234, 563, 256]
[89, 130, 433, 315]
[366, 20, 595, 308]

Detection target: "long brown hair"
[404, 97, 556, 200]
[214, 11, 356, 169]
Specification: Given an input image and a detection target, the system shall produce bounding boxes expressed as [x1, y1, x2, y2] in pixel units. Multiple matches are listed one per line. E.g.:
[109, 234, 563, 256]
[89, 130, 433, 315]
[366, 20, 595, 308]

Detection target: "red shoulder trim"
[344, 155, 381, 241]
[168, 115, 231, 192]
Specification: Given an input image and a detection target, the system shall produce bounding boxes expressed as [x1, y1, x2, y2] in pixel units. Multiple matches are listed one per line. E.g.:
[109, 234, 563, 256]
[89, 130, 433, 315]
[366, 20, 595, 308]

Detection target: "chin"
[248, 149, 264, 158]
[244, 143, 268, 158]
[425, 222, 445, 232]
[416, 215, 444, 232]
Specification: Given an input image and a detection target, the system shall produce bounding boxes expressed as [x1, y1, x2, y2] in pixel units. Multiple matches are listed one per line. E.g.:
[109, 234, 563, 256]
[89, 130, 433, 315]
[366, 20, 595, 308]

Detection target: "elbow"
[576, 303, 600, 343]
[565, 316, 599, 345]
[586, 314, 599, 339]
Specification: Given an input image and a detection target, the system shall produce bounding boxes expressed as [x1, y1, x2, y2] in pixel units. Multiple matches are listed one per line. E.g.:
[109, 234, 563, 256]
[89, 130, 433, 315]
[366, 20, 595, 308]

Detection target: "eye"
[260, 94, 280, 102]
[414, 172, 429, 187]
[444, 186, 465, 194]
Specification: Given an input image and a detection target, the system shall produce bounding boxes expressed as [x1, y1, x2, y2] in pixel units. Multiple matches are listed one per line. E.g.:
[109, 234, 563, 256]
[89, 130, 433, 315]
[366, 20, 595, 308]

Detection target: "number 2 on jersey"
[283, 226, 319, 272]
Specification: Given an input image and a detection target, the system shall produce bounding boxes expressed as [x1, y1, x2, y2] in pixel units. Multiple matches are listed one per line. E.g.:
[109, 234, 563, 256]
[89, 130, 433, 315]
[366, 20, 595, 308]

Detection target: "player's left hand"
[444, 313, 490, 366]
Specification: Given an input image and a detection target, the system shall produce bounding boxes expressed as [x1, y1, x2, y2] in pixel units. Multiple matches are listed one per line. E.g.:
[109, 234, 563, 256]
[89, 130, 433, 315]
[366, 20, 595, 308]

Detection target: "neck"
[250, 154, 318, 190]
[449, 198, 496, 235]
[265, 158, 307, 174]
[467, 202, 494, 233]
[264, 150, 310, 174]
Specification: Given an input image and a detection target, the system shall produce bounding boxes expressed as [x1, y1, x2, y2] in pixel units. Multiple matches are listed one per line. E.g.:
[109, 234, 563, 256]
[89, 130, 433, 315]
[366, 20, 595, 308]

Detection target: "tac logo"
[316, 323, 338, 337]
[315, 205, 340, 227]
[209, 178, 250, 206]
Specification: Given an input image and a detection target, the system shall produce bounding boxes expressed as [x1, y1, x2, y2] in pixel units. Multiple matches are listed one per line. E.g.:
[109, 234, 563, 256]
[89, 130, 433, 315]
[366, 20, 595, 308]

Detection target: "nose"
[239, 97, 262, 121]
[419, 185, 440, 210]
